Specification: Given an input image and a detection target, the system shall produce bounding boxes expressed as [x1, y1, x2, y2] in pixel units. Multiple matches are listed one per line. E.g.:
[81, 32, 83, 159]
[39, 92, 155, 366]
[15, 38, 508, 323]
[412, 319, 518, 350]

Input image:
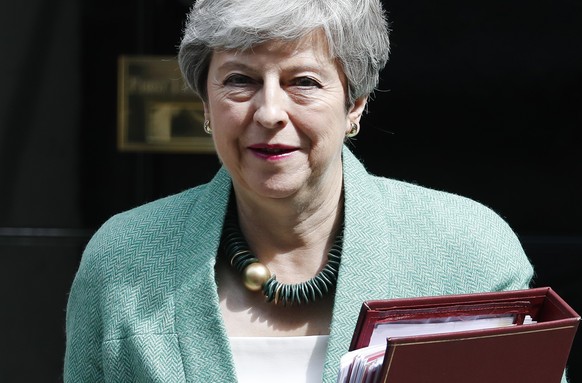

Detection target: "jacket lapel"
[174, 167, 238, 381]
[323, 146, 416, 382]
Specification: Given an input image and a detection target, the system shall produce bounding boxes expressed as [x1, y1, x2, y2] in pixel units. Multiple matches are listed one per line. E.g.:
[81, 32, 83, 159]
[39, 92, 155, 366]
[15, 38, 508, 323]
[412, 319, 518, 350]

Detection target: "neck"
[229, 185, 344, 283]
[220, 198, 344, 306]
[233, 179, 344, 248]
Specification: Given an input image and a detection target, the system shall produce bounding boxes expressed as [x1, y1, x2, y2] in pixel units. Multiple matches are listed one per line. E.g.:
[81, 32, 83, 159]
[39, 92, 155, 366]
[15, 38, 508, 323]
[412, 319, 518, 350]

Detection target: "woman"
[64, 0, 537, 382]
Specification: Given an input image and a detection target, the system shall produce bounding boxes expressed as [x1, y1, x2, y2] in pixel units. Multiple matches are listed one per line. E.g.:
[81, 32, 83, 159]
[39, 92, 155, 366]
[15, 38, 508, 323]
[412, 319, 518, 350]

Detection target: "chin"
[254, 185, 299, 200]
[254, 179, 308, 199]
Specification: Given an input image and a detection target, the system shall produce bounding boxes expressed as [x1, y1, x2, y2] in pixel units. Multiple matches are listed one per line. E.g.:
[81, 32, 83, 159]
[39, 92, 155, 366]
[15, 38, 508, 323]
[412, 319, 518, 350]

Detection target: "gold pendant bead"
[242, 262, 271, 291]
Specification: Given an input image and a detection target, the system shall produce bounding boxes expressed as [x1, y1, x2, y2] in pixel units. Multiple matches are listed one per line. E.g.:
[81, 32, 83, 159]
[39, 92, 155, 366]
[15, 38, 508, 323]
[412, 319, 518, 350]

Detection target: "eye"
[223, 74, 255, 86]
[292, 77, 322, 88]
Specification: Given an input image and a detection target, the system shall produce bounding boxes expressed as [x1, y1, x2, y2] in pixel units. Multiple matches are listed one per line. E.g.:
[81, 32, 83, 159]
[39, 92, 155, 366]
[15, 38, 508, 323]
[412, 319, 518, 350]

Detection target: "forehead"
[258, 31, 332, 58]
[214, 30, 334, 65]
[210, 30, 348, 82]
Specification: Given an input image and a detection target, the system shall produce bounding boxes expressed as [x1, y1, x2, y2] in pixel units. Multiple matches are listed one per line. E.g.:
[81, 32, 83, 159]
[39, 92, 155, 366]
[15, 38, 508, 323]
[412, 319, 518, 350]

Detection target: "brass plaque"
[117, 55, 214, 153]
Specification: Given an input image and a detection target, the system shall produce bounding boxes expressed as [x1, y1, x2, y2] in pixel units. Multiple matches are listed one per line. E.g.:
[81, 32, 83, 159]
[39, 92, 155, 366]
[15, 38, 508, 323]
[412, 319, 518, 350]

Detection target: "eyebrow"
[216, 60, 254, 73]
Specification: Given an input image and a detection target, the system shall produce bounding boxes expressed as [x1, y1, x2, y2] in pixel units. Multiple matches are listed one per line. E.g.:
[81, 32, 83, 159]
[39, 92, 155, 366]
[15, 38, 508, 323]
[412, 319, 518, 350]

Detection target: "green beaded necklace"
[220, 200, 343, 306]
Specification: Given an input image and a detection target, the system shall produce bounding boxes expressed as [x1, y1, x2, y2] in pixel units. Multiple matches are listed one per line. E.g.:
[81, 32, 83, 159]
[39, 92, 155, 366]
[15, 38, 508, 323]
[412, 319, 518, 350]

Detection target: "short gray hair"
[178, 0, 390, 106]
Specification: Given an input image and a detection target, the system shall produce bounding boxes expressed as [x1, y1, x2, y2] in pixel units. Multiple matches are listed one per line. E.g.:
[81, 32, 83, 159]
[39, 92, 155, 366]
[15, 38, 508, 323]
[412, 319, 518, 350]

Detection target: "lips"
[248, 144, 298, 157]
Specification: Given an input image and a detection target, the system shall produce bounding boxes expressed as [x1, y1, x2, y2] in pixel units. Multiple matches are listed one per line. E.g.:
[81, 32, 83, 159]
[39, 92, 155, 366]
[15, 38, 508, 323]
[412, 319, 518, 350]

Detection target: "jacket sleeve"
[63, 241, 105, 382]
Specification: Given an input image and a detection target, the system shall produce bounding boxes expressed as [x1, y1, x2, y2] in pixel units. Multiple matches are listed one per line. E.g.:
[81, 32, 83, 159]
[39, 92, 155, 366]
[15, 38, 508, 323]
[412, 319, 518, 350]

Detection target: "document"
[337, 287, 579, 383]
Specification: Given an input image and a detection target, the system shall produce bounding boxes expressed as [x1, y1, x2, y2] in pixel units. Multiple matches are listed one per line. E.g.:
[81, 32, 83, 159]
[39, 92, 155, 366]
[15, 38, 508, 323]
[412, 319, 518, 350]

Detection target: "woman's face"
[204, 33, 366, 202]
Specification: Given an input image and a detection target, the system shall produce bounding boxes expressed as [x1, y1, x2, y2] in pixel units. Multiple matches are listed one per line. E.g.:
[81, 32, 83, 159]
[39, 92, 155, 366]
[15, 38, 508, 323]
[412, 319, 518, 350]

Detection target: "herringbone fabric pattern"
[65, 146, 535, 383]
[322, 155, 534, 382]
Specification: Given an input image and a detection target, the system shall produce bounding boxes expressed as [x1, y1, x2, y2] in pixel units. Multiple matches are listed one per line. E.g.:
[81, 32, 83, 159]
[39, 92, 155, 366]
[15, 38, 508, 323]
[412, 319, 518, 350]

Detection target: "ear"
[346, 96, 367, 130]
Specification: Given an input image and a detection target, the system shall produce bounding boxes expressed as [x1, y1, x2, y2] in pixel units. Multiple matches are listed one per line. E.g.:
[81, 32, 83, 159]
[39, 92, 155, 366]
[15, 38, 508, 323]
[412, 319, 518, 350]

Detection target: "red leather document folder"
[344, 287, 580, 383]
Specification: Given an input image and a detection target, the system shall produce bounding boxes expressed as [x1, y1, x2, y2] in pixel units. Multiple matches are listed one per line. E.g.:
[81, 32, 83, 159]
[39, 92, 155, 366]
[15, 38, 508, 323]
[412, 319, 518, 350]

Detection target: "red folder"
[345, 287, 580, 383]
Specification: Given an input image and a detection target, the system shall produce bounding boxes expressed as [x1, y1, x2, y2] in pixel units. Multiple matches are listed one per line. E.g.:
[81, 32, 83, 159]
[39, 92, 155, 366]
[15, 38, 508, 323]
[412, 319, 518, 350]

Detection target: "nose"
[253, 79, 289, 130]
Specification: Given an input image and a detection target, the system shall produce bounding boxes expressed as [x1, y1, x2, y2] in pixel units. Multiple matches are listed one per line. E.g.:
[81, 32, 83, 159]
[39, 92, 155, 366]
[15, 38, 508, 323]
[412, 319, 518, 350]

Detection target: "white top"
[230, 335, 330, 383]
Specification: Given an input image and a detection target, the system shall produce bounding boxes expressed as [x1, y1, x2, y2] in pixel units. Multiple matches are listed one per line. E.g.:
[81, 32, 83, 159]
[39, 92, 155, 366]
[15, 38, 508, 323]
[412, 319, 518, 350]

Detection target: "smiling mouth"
[249, 145, 297, 156]
[254, 147, 292, 154]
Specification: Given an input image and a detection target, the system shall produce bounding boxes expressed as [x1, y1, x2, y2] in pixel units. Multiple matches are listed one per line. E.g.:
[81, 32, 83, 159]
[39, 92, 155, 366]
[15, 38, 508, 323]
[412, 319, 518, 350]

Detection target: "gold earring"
[346, 122, 360, 138]
[203, 120, 212, 134]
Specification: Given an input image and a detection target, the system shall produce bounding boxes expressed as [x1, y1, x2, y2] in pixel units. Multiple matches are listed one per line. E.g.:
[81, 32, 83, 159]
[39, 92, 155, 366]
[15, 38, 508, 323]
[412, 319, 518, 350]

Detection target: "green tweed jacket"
[64, 146, 536, 382]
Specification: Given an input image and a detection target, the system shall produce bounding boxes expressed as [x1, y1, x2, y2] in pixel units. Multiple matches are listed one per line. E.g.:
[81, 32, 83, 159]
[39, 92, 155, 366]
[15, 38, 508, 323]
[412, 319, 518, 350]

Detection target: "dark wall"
[0, 0, 580, 382]
[0, 0, 81, 228]
[357, 1, 582, 237]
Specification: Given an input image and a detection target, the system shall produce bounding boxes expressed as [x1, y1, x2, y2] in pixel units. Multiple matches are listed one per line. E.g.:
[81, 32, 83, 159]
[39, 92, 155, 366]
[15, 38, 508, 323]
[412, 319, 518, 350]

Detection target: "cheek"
[302, 124, 345, 154]
[212, 126, 237, 154]
[211, 133, 238, 172]
[298, 102, 346, 134]
[210, 112, 245, 158]
[211, 102, 247, 128]
[317, 111, 350, 142]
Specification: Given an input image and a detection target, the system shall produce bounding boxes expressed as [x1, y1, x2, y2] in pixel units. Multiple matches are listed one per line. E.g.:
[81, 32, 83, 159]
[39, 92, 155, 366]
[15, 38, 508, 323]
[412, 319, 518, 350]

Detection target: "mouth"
[248, 144, 298, 157]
